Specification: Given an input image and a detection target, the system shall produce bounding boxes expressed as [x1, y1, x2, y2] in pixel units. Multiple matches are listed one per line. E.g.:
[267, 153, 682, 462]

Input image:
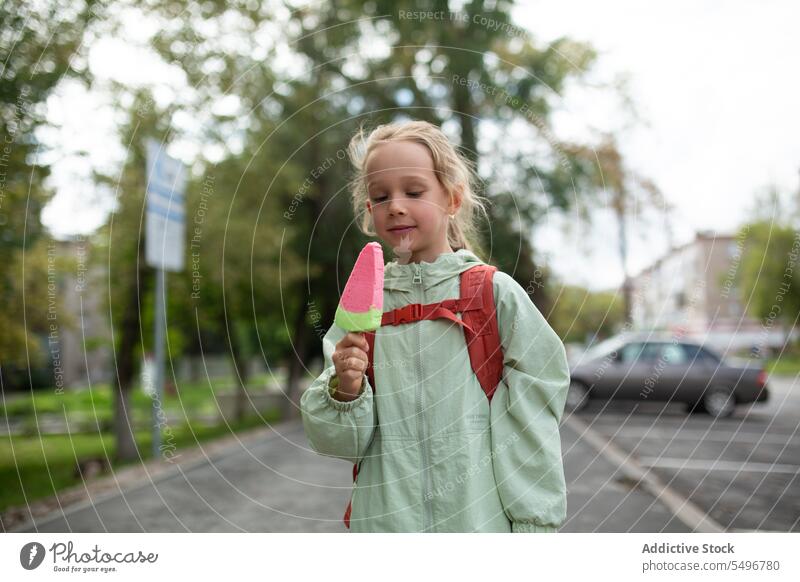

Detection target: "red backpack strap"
[363, 267, 501, 401]
[381, 302, 473, 333]
[344, 500, 352, 529]
[459, 265, 504, 402]
[364, 330, 376, 391]
[343, 459, 362, 529]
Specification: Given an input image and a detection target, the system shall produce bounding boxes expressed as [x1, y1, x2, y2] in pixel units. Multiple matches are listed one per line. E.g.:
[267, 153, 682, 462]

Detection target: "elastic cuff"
[511, 521, 558, 533]
[322, 370, 370, 412]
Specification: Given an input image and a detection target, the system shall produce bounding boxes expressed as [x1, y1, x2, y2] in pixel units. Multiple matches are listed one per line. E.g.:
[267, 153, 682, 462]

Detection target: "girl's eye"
[370, 192, 421, 202]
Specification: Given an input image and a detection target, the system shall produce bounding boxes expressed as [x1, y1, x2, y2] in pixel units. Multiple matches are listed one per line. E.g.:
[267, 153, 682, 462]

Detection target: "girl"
[300, 120, 570, 533]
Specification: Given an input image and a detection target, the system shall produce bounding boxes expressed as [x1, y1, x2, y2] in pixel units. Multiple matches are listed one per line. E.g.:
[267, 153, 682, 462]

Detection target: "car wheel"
[685, 400, 703, 414]
[702, 386, 736, 418]
[565, 380, 590, 413]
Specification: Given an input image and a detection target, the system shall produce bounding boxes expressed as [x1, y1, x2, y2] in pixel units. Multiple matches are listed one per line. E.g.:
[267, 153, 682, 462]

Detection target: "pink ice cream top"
[340, 242, 384, 313]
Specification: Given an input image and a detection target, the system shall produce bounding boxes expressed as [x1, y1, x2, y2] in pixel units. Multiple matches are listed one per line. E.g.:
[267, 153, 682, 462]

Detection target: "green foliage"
[142, 0, 604, 321]
[0, 0, 99, 368]
[550, 284, 625, 344]
[4, 1, 611, 386]
[735, 221, 800, 340]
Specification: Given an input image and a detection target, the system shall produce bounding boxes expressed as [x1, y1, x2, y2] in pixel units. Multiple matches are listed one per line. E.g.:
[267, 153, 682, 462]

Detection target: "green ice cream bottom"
[334, 304, 383, 332]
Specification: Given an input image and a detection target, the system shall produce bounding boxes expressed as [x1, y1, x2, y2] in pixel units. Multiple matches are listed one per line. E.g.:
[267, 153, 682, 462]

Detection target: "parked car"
[567, 332, 769, 418]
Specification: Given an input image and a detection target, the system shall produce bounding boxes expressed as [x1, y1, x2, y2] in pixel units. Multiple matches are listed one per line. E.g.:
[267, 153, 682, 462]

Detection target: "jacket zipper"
[412, 264, 422, 285]
[414, 263, 434, 531]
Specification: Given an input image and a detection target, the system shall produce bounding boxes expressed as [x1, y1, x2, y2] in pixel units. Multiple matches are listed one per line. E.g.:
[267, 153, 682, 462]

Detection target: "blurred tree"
[0, 0, 100, 375]
[734, 220, 800, 351]
[126, 0, 635, 416]
[180, 146, 296, 421]
[81, 0, 304, 423]
[148, 1, 371, 418]
[566, 134, 673, 324]
[321, 0, 602, 314]
[549, 283, 625, 344]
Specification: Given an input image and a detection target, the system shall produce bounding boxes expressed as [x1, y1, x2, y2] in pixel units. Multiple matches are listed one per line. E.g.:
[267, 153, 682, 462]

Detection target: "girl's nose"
[387, 197, 406, 215]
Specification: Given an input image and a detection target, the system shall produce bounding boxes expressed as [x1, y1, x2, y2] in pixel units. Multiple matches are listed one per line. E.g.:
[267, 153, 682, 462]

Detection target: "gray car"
[567, 333, 770, 418]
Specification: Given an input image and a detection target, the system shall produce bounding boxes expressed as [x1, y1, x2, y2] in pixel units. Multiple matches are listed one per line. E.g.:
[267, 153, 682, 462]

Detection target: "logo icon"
[20, 542, 46, 570]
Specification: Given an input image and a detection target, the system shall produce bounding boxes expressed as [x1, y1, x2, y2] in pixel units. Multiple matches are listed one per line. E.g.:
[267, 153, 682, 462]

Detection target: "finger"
[334, 349, 358, 366]
[346, 346, 368, 363]
[342, 332, 360, 345]
[343, 357, 366, 372]
[343, 332, 369, 352]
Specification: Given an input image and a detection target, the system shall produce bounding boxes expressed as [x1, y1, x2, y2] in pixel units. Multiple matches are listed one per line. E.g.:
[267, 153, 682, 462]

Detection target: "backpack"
[342, 264, 504, 529]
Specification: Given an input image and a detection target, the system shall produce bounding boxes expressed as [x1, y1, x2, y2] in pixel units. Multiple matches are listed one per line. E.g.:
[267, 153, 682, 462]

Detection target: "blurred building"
[54, 237, 113, 387]
[630, 230, 794, 355]
[51, 239, 262, 390]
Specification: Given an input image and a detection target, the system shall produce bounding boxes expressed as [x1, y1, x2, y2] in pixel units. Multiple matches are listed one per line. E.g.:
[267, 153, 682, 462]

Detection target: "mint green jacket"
[300, 249, 570, 532]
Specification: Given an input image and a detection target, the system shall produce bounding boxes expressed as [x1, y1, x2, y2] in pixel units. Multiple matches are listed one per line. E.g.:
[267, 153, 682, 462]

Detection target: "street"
[10, 376, 798, 533]
[562, 374, 799, 532]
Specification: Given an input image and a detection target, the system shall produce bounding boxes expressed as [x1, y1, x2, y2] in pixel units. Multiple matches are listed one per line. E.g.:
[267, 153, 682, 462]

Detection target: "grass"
[0, 374, 274, 421]
[764, 354, 800, 376]
[0, 409, 281, 514]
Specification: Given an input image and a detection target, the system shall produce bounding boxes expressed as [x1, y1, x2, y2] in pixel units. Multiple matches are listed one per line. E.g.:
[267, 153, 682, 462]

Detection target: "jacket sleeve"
[300, 321, 377, 464]
[489, 271, 570, 533]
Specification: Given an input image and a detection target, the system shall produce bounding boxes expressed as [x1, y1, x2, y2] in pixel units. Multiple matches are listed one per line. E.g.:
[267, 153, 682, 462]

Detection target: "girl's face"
[365, 140, 461, 264]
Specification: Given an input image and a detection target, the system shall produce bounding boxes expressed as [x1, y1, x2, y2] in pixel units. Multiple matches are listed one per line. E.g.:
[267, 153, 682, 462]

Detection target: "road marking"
[565, 415, 726, 533]
[638, 457, 800, 475]
[611, 429, 797, 446]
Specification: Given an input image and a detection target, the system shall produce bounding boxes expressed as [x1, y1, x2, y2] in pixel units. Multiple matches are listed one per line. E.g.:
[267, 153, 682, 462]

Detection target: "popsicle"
[334, 242, 384, 332]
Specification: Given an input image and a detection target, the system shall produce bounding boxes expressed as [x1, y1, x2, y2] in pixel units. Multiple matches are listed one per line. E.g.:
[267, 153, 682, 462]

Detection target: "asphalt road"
[11, 376, 797, 532]
[563, 374, 799, 532]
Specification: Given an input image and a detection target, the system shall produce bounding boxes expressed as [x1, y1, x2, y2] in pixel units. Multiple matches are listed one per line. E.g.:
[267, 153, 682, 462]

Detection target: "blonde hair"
[346, 119, 488, 255]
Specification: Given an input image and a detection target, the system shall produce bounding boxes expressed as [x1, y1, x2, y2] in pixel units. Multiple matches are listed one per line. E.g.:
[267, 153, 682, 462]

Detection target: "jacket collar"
[383, 248, 485, 292]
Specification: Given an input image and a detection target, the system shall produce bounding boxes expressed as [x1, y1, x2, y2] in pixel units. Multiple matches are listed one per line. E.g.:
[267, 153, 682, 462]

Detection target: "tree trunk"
[283, 281, 310, 420]
[453, 85, 477, 165]
[283, 115, 327, 420]
[616, 198, 633, 325]
[221, 315, 249, 422]
[113, 240, 146, 462]
[112, 376, 138, 461]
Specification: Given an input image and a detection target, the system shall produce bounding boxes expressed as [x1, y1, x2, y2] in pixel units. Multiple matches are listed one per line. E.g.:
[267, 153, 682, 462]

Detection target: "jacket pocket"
[350, 434, 424, 532]
[426, 431, 510, 532]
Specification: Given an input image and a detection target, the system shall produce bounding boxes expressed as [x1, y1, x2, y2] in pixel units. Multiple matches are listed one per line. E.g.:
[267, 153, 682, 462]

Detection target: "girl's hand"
[332, 332, 370, 400]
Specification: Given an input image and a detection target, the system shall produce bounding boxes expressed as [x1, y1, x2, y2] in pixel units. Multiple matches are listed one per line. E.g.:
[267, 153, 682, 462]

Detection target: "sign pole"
[144, 139, 186, 461]
[152, 265, 166, 458]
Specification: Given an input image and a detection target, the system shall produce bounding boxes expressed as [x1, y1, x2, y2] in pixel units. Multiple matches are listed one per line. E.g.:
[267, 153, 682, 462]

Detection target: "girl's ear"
[449, 184, 464, 215]
[366, 200, 372, 214]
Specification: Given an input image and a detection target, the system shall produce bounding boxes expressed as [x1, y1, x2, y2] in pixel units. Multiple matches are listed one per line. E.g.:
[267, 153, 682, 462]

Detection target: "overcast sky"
[518, 0, 800, 290]
[40, 1, 800, 291]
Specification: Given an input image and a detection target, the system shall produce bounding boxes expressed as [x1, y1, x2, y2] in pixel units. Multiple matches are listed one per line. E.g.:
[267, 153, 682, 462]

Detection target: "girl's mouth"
[389, 226, 415, 235]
